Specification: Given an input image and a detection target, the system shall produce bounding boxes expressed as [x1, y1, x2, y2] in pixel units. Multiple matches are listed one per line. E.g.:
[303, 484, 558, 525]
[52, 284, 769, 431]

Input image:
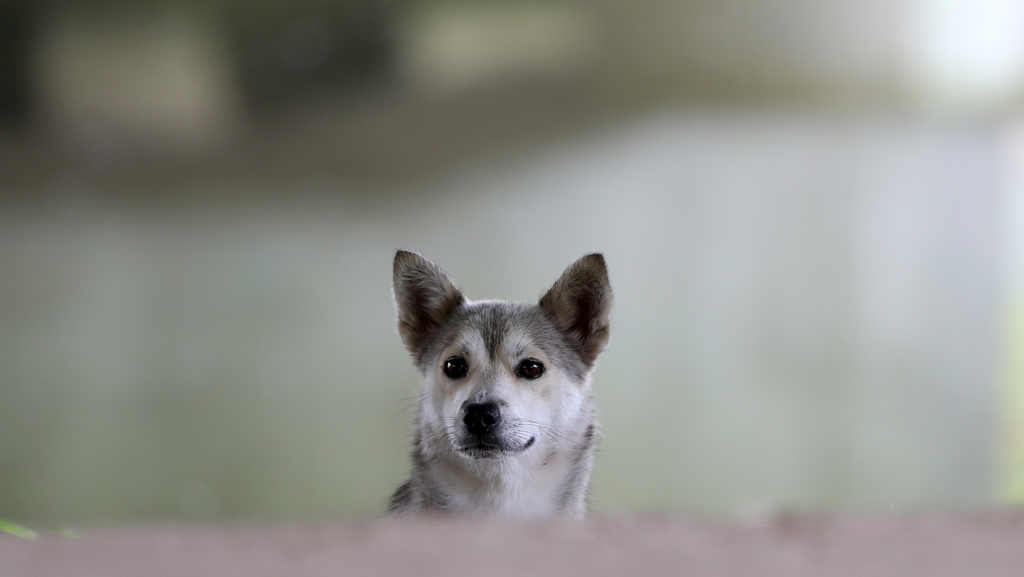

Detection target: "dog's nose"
[463, 402, 500, 437]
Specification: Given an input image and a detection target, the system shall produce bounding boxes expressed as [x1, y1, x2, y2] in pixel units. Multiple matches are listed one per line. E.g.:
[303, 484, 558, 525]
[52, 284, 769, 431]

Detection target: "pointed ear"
[539, 254, 613, 367]
[393, 250, 465, 356]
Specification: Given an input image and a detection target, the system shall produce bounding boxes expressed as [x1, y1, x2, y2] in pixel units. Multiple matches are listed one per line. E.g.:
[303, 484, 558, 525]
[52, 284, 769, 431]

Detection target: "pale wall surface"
[0, 111, 1003, 521]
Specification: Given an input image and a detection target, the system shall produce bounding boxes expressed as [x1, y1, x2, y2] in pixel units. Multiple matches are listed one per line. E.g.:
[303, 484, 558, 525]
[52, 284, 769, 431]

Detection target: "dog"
[388, 250, 612, 517]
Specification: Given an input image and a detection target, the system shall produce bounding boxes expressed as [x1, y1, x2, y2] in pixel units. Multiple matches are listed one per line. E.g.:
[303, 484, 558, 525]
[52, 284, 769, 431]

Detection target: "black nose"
[463, 402, 500, 437]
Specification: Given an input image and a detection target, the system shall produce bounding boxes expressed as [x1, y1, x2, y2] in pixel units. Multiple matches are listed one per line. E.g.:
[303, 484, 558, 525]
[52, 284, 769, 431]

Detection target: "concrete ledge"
[4, 512, 1024, 577]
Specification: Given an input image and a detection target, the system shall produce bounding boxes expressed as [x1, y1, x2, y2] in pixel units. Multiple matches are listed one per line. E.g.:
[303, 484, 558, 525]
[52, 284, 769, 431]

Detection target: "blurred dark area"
[0, 0, 621, 196]
[0, 0, 966, 195]
[0, 5, 33, 127]
[229, 1, 397, 105]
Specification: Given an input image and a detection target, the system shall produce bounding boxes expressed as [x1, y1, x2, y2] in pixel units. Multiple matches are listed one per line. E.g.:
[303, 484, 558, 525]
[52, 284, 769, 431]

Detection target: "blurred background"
[1, 0, 1024, 524]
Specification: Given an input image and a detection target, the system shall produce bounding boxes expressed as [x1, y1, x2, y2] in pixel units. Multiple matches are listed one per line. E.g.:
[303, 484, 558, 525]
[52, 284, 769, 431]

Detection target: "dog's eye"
[516, 359, 545, 380]
[443, 357, 468, 379]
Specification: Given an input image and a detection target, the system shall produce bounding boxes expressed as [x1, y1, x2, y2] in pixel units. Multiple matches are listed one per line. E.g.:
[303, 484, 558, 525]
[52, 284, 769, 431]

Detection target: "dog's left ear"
[539, 254, 613, 367]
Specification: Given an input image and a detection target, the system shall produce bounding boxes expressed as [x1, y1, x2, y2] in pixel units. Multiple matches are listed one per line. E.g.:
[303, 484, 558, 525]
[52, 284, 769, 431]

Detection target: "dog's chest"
[447, 451, 571, 516]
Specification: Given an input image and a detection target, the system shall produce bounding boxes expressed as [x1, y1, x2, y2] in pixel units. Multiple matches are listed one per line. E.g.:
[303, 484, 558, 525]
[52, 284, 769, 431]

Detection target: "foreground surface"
[3, 512, 1024, 577]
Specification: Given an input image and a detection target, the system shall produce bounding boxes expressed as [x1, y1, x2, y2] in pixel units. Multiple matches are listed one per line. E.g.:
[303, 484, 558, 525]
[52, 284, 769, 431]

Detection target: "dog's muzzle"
[458, 402, 535, 456]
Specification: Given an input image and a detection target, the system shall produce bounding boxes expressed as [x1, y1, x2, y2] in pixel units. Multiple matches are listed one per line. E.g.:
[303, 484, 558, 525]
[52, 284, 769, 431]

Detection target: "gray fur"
[393, 250, 466, 360]
[538, 254, 613, 368]
[389, 251, 612, 517]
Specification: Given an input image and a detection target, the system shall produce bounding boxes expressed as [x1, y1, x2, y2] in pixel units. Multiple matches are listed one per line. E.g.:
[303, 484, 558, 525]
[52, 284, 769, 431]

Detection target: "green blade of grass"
[0, 519, 38, 540]
[54, 527, 85, 539]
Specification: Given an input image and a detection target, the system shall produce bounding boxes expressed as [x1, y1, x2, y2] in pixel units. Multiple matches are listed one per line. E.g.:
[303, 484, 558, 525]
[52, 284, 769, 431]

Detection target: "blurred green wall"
[0, 113, 1005, 521]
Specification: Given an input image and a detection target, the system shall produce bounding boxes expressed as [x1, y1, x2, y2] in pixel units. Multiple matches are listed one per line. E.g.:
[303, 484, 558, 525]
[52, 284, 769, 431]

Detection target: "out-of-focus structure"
[1, 0, 1023, 523]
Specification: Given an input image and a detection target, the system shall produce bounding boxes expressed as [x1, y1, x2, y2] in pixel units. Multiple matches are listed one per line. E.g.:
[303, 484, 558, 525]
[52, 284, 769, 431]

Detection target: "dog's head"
[393, 251, 612, 460]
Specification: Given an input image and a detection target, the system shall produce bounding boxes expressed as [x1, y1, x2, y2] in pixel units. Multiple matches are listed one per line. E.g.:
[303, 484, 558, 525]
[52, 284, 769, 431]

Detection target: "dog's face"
[393, 251, 611, 461]
[420, 302, 590, 459]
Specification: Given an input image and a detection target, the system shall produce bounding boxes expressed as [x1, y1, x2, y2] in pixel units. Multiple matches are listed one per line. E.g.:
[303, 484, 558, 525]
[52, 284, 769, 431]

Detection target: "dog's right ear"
[393, 250, 465, 356]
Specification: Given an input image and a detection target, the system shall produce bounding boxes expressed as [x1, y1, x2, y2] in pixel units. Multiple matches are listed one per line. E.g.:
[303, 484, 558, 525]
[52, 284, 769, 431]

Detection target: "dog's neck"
[441, 450, 570, 516]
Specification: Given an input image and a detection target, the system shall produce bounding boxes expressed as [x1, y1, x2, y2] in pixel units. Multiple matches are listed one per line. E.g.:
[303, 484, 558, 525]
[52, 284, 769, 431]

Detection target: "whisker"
[512, 418, 588, 451]
[387, 394, 427, 423]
